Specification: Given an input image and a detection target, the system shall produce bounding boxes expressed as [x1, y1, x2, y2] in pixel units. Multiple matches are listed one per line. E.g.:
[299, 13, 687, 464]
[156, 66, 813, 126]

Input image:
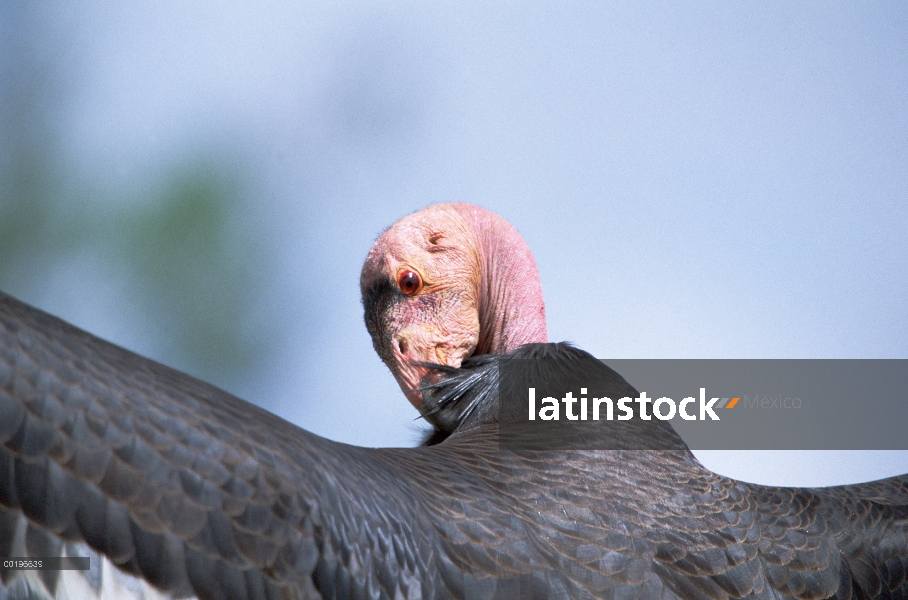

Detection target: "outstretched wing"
[0, 292, 463, 599]
[4, 291, 908, 600]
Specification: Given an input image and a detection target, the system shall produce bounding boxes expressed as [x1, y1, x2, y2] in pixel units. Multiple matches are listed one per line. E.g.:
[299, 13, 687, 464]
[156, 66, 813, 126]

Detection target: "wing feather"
[3, 292, 908, 599]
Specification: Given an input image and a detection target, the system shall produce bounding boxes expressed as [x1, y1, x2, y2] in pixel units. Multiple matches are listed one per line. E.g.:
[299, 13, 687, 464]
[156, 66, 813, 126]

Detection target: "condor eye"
[397, 270, 422, 295]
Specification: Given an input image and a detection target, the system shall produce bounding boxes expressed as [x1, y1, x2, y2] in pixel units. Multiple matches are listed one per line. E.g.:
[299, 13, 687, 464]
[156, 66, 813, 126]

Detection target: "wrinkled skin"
[361, 203, 546, 411]
[361, 205, 482, 408]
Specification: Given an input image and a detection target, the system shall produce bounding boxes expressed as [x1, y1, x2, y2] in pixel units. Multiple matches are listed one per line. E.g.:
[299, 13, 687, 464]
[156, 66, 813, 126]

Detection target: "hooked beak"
[391, 327, 475, 410]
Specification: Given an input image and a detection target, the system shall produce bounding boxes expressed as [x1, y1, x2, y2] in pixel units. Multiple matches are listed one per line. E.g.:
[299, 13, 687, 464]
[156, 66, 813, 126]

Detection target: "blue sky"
[5, 2, 907, 486]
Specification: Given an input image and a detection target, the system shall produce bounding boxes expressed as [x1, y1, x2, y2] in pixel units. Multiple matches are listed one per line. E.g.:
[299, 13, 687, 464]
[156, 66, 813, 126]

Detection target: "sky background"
[2, 2, 906, 487]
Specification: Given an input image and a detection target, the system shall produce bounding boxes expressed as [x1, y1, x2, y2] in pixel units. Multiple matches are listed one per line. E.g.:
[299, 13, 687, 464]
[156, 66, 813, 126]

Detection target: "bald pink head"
[361, 203, 547, 411]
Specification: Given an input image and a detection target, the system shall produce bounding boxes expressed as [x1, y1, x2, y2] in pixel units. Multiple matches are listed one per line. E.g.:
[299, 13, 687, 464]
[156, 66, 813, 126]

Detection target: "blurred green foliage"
[0, 159, 273, 392]
[116, 164, 270, 386]
[0, 3, 274, 394]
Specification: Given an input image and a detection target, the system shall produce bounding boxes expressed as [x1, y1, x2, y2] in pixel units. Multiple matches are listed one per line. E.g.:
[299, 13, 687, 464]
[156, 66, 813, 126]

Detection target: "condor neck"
[455, 204, 547, 355]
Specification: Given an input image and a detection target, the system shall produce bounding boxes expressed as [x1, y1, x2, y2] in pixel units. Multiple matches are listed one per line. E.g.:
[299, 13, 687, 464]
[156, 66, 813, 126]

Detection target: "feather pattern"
[1, 292, 907, 600]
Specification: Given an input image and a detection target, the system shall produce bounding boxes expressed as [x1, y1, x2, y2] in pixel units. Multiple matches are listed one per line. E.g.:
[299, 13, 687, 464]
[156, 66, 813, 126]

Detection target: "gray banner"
[498, 359, 908, 450]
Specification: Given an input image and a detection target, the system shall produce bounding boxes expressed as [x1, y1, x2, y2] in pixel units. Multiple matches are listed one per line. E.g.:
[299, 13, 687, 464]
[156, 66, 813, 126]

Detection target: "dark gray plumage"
[2, 291, 908, 600]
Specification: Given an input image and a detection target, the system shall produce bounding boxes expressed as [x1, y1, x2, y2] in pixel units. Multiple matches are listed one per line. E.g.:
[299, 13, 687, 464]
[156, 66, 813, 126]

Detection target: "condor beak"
[391, 326, 475, 410]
